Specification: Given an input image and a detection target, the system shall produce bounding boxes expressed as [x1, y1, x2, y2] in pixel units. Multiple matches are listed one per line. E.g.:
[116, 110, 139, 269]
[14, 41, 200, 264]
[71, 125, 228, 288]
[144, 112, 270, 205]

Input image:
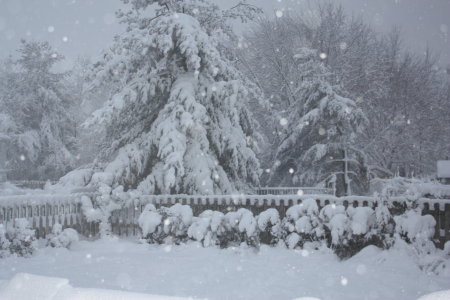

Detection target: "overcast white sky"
[0, 0, 449, 68]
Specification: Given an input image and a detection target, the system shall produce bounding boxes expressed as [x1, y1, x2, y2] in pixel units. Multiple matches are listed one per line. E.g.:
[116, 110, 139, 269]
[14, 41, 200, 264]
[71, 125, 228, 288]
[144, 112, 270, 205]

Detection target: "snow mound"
[418, 290, 450, 300]
[0, 273, 195, 300]
[0, 273, 69, 300]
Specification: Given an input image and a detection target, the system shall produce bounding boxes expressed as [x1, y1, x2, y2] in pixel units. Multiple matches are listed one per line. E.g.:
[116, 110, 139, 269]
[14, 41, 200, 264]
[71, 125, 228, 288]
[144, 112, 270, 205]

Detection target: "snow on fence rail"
[0, 193, 99, 238]
[0, 193, 449, 247]
[255, 187, 334, 195]
[9, 180, 58, 189]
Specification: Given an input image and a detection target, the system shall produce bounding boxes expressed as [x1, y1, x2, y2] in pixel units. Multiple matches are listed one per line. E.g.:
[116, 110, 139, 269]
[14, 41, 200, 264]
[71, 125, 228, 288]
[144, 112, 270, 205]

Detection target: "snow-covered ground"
[0, 239, 449, 300]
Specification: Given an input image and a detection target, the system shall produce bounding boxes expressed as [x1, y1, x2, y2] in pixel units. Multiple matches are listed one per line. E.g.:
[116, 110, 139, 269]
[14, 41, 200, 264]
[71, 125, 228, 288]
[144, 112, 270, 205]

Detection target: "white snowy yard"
[1, 238, 449, 300]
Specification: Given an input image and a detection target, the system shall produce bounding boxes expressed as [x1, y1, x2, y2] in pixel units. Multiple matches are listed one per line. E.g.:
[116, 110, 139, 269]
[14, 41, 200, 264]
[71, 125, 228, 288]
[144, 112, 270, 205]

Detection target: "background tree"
[241, 2, 450, 189]
[269, 48, 368, 196]
[0, 40, 77, 180]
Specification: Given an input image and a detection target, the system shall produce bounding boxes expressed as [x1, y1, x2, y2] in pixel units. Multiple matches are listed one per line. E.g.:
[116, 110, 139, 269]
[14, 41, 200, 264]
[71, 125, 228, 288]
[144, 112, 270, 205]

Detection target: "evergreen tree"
[270, 48, 368, 195]
[0, 41, 77, 180]
[82, 0, 262, 194]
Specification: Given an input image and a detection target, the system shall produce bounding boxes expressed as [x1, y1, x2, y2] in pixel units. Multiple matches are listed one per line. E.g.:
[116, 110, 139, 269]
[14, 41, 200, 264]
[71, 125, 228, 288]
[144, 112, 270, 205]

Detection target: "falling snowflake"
[318, 127, 326, 135]
[62, 36, 68, 42]
[297, 189, 304, 196]
[279, 118, 288, 126]
[275, 10, 283, 18]
[47, 26, 55, 33]
[289, 168, 294, 174]
[19, 155, 25, 161]
[340, 276, 348, 286]
[319, 52, 327, 59]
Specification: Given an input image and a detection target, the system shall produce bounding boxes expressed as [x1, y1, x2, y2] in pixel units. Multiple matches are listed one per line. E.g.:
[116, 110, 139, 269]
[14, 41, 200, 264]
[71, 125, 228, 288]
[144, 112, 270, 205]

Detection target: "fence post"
[445, 204, 450, 245]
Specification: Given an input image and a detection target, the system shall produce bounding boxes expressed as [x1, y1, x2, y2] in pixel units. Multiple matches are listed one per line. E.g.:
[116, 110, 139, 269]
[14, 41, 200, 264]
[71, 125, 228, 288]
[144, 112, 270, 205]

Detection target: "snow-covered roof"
[437, 160, 450, 178]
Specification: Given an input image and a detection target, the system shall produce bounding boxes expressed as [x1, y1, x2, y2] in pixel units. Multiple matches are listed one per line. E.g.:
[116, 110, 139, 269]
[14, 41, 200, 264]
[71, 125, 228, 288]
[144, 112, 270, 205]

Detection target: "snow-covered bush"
[0, 225, 11, 258]
[4, 219, 37, 257]
[257, 208, 282, 245]
[319, 201, 396, 258]
[394, 209, 437, 260]
[319, 203, 348, 247]
[430, 242, 450, 277]
[138, 204, 193, 245]
[373, 195, 396, 247]
[394, 210, 436, 243]
[283, 199, 324, 249]
[340, 206, 384, 258]
[225, 208, 259, 247]
[188, 210, 231, 247]
[46, 223, 79, 249]
[138, 204, 162, 238]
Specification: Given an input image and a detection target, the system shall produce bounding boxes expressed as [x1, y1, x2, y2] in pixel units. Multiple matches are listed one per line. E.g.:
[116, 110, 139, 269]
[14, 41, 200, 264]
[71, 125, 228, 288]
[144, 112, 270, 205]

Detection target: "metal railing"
[256, 187, 334, 195]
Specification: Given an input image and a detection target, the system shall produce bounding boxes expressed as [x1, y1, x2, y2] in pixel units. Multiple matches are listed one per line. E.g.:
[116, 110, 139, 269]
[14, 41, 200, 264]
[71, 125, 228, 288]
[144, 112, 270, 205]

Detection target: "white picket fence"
[0, 193, 99, 238]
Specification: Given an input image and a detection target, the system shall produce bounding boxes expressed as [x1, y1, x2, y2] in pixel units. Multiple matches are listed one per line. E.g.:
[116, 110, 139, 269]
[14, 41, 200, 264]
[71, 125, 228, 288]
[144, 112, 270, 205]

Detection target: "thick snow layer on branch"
[226, 208, 257, 237]
[256, 208, 280, 231]
[188, 210, 226, 247]
[347, 207, 375, 235]
[394, 211, 436, 241]
[138, 204, 162, 237]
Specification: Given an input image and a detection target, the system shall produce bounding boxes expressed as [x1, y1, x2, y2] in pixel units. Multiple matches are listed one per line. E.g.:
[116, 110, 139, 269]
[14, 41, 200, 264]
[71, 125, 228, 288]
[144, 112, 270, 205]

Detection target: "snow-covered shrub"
[373, 195, 396, 248]
[430, 242, 450, 277]
[188, 210, 230, 247]
[319, 202, 395, 258]
[5, 219, 36, 257]
[283, 199, 324, 249]
[341, 206, 383, 258]
[138, 204, 193, 245]
[394, 209, 436, 259]
[394, 210, 436, 243]
[46, 223, 79, 249]
[319, 203, 348, 247]
[138, 204, 162, 238]
[257, 208, 282, 245]
[0, 225, 11, 258]
[225, 208, 259, 247]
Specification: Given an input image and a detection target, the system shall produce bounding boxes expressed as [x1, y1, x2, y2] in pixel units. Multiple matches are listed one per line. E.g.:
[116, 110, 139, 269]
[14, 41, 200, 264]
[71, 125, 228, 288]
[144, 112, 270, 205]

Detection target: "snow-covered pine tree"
[0, 41, 77, 180]
[82, 0, 261, 194]
[270, 48, 368, 196]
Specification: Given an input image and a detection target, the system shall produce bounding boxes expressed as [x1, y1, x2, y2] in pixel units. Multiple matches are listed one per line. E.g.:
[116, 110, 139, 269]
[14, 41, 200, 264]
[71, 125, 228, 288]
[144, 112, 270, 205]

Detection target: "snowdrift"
[0, 273, 193, 300]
